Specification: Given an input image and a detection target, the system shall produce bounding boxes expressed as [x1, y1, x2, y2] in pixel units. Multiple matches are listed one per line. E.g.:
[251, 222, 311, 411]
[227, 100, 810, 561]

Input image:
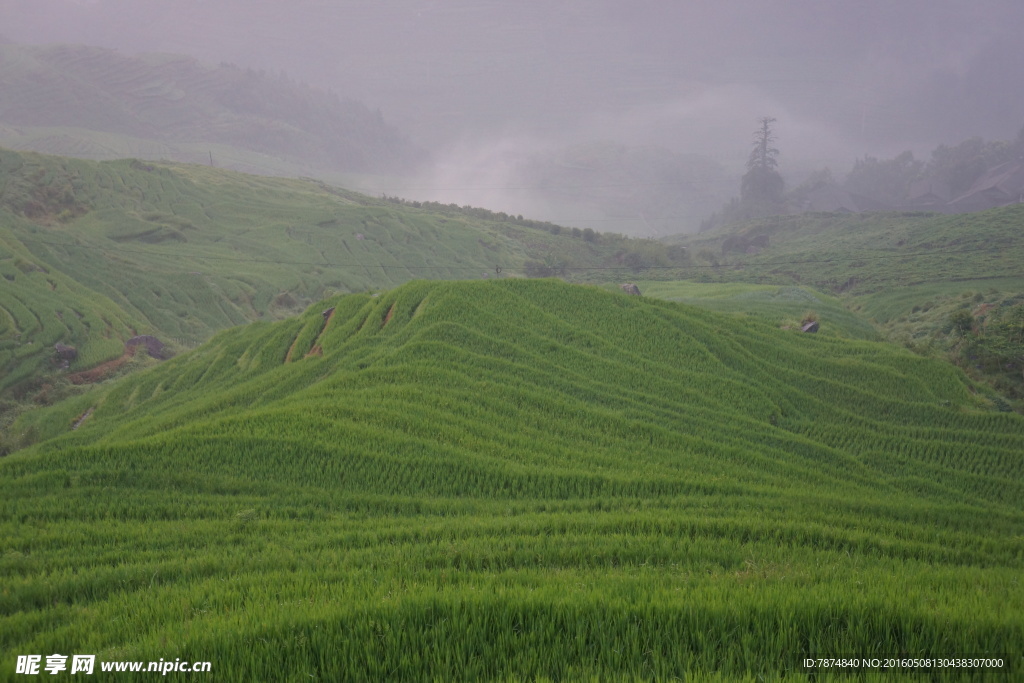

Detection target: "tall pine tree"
[740, 116, 784, 207]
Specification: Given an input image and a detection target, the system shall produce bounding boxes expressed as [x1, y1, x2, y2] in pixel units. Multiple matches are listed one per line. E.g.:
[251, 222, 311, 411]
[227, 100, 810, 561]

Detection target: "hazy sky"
[2, 0, 1022, 219]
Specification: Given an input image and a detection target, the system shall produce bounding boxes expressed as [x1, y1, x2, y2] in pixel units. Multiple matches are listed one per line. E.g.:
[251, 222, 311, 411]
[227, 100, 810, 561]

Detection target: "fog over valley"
[2, 0, 1022, 233]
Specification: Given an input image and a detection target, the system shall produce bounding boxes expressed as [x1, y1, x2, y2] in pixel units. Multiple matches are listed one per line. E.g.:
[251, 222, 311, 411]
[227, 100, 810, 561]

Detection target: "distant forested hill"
[0, 43, 426, 176]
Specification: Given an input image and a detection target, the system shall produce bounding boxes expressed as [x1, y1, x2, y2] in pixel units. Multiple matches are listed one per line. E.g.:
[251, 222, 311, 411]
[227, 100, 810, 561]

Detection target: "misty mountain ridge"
[0, 41, 732, 235]
[700, 125, 1024, 232]
[0, 42, 426, 176]
[7, 0, 1024, 158]
[813, 129, 1024, 215]
[3, 39, 1020, 239]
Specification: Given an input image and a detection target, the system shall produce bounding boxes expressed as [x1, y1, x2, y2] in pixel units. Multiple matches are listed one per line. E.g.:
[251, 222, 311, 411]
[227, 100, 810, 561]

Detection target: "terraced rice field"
[1, 148, 682, 407]
[3, 280, 1021, 680]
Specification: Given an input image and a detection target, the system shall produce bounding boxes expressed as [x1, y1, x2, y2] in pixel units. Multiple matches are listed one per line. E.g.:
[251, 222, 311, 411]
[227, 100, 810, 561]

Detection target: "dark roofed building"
[903, 178, 951, 211]
[947, 162, 1024, 213]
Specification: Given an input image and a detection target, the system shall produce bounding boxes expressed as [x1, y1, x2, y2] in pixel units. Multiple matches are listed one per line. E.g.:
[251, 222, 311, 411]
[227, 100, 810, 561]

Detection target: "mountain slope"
[0, 43, 424, 176]
[3, 279, 1022, 679]
[667, 206, 1024, 408]
[0, 148, 689, 411]
[672, 206, 1024, 296]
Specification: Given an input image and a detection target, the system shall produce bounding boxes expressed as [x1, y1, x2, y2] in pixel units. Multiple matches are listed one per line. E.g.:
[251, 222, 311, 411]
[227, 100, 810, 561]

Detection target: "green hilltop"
[3, 279, 1022, 680]
[0, 147, 687, 416]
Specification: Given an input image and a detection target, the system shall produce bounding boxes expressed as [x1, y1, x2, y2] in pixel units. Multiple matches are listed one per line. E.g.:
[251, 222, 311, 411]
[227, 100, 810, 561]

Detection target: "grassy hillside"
[666, 207, 1024, 408]
[0, 148, 688, 412]
[671, 207, 1024, 296]
[0, 43, 423, 176]
[3, 279, 1022, 680]
[634, 281, 881, 340]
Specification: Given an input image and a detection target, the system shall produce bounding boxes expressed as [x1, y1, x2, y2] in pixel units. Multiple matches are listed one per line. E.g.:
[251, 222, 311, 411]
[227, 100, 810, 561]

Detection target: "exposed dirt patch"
[67, 346, 137, 385]
[381, 302, 396, 328]
[285, 307, 335, 363]
[306, 307, 336, 356]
